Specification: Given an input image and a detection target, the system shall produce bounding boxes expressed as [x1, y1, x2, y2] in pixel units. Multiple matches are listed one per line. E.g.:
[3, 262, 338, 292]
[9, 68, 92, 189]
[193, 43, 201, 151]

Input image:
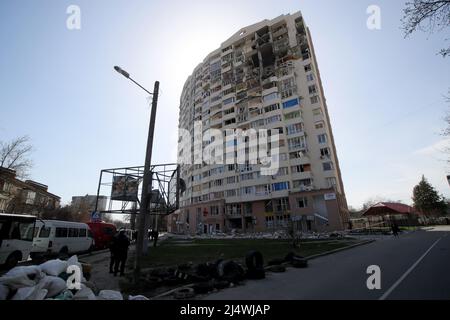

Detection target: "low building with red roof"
[362, 202, 422, 225]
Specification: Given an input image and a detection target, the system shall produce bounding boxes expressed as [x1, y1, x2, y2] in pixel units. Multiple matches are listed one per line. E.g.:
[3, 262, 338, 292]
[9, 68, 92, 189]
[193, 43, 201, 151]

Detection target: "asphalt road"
[203, 226, 450, 300]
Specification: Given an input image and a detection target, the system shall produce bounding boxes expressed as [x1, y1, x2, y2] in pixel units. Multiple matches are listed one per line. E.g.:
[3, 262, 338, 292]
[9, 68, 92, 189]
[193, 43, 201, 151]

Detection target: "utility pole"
[113, 66, 159, 283]
[134, 81, 159, 282]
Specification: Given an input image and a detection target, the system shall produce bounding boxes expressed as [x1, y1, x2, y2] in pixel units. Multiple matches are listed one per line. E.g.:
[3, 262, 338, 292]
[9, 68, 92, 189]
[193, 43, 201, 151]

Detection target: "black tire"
[245, 251, 264, 271]
[217, 261, 245, 282]
[5, 251, 21, 270]
[291, 257, 308, 268]
[30, 253, 45, 264]
[213, 280, 230, 289]
[58, 247, 69, 260]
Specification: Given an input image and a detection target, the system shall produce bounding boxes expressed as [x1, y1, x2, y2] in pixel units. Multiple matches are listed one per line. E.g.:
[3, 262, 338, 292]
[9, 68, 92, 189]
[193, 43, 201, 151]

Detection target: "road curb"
[78, 248, 110, 259]
[305, 239, 375, 261]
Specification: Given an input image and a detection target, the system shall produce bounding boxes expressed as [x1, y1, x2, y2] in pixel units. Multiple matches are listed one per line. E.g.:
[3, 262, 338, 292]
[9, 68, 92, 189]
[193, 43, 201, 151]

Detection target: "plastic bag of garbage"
[0, 273, 37, 290]
[12, 286, 48, 300]
[128, 295, 149, 300]
[0, 284, 9, 300]
[40, 259, 68, 276]
[38, 276, 67, 298]
[98, 290, 123, 300]
[73, 284, 96, 300]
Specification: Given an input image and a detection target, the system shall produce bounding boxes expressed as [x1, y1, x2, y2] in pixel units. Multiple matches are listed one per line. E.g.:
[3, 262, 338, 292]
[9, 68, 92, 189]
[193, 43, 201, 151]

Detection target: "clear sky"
[0, 0, 449, 210]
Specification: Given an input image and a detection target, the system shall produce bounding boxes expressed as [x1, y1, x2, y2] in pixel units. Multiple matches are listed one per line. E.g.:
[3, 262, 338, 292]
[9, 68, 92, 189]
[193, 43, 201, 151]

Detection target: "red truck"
[86, 222, 117, 250]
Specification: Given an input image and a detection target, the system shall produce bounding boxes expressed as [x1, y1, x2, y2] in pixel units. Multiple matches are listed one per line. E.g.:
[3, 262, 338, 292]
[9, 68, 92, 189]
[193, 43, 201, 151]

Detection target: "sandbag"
[0, 284, 9, 300]
[40, 259, 68, 276]
[11, 286, 48, 300]
[38, 276, 67, 298]
[0, 273, 37, 290]
[5, 265, 44, 280]
[73, 284, 96, 300]
[67, 255, 82, 271]
[98, 290, 123, 300]
[34, 289, 48, 300]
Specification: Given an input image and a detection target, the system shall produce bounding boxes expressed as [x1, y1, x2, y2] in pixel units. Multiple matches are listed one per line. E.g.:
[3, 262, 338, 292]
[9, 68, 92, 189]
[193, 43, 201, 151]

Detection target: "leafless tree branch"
[0, 135, 34, 179]
[402, 0, 450, 57]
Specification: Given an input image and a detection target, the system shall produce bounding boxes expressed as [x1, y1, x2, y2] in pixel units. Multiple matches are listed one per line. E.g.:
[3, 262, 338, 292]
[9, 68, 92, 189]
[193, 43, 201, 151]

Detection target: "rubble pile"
[169, 230, 347, 241]
[0, 256, 148, 301]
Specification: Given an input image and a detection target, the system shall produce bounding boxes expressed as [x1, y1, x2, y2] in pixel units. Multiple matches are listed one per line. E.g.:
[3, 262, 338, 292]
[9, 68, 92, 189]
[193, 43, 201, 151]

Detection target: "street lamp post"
[114, 66, 160, 282]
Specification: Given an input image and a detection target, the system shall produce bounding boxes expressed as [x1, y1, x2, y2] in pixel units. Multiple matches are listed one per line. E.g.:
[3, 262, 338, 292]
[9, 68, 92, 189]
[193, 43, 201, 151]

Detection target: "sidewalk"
[79, 233, 169, 291]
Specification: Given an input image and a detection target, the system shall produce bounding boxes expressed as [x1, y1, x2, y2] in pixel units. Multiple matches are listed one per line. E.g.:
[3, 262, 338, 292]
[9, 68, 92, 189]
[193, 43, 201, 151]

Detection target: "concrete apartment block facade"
[172, 12, 349, 235]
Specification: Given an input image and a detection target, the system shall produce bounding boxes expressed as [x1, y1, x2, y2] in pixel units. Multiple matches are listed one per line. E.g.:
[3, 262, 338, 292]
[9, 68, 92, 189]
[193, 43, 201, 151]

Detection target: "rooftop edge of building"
[182, 11, 303, 90]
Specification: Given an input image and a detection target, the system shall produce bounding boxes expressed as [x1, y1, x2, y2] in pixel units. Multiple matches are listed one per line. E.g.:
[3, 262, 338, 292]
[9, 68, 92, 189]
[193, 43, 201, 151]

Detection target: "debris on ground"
[167, 230, 347, 241]
[266, 265, 286, 273]
[285, 252, 308, 268]
[173, 287, 195, 299]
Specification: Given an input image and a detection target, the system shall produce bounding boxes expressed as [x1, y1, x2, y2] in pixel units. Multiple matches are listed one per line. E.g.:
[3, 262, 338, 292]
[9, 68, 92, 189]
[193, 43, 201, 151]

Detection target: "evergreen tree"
[412, 176, 447, 215]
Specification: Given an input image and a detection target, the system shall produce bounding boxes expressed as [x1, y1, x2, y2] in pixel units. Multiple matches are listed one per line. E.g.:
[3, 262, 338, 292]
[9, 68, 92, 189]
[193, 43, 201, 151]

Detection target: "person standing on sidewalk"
[113, 228, 130, 276]
[109, 233, 117, 274]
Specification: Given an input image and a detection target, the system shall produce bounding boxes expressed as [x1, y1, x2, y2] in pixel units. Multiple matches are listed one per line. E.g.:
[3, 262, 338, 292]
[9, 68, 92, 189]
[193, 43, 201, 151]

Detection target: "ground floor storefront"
[167, 188, 349, 235]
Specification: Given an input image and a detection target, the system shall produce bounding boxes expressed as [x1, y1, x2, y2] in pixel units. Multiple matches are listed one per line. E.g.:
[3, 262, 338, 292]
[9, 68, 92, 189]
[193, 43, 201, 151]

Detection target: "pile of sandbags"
[0, 256, 91, 300]
[0, 255, 149, 301]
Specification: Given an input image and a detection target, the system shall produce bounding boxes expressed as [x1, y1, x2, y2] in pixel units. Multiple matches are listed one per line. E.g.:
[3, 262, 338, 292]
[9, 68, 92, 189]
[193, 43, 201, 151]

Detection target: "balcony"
[272, 26, 288, 39]
[261, 86, 278, 97]
[248, 97, 262, 109]
[222, 64, 232, 74]
[221, 47, 233, 57]
[291, 170, 313, 181]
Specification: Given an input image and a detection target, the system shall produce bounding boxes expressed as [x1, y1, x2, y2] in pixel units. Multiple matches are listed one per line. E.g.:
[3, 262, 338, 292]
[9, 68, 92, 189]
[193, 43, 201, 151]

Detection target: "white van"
[31, 220, 94, 259]
[0, 213, 36, 269]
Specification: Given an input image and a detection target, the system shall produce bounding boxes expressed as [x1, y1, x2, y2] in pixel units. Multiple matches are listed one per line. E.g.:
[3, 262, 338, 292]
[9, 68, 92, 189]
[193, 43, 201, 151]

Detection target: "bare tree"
[362, 196, 403, 211]
[41, 206, 76, 221]
[0, 135, 33, 178]
[442, 92, 450, 162]
[401, 0, 450, 57]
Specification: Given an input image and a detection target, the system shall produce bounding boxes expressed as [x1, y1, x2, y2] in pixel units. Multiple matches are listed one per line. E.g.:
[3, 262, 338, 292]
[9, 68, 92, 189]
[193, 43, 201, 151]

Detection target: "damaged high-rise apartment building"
[170, 12, 349, 235]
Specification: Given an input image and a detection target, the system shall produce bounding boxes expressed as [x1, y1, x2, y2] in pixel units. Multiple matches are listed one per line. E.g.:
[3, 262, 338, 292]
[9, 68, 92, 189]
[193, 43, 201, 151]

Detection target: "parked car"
[86, 222, 117, 250]
[0, 213, 36, 269]
[30, 220, 94, 259]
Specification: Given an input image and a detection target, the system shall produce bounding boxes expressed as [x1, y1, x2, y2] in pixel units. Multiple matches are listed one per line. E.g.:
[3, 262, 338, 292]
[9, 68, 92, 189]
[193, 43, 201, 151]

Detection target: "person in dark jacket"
[392, 223, 400, 237]
[113, 228, 130, 276]
[152, 229, 159, 247]
[109, 234, 117, 273]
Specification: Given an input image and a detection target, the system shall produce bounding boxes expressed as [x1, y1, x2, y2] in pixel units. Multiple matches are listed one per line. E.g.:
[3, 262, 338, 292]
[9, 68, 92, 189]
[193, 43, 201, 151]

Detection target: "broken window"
[320, 147, 331, 158]
[297, 197, 308, 208]
[308, 85, 318, 95]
